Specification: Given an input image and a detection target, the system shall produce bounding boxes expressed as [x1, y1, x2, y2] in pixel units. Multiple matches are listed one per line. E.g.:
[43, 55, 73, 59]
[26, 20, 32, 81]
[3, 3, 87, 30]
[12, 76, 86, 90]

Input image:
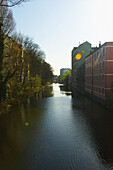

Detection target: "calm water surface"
[0, 84, 113, 170]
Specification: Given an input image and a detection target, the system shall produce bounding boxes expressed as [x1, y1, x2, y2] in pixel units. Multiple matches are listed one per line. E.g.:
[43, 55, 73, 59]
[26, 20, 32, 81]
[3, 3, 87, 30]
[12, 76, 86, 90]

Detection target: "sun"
[75, 53, 82, 60]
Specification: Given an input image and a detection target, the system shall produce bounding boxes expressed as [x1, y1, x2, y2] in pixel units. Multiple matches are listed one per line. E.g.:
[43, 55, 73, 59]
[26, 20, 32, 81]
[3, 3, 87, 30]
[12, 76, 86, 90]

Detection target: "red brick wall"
[85, 55, 93, 94]
[85, 45, 106, 100]
[106, 62, 113, 74]
[85, 42, 113, 100]
[92, 47, 106, 99]
[105, 43, 113, 98]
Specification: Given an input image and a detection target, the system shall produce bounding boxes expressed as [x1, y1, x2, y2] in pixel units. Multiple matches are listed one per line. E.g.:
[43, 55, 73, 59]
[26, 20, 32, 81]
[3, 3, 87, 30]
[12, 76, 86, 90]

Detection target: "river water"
[0, 84, 113, 170]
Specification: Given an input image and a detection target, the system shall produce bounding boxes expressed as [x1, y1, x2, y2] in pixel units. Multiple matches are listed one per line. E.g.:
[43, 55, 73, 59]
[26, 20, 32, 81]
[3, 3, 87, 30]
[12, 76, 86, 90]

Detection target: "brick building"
[85, 42, 113, 101]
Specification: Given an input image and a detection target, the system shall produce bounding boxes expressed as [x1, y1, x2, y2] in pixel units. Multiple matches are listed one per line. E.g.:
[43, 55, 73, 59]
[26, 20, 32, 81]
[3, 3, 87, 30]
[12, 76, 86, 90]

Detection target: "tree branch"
[3, 69, 18, 84]
[0, 0, 28, 7]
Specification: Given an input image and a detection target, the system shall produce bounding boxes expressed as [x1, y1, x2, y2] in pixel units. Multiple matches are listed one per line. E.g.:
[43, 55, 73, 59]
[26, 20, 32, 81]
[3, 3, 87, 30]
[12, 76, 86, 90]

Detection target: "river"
[0, 84, 113, 170]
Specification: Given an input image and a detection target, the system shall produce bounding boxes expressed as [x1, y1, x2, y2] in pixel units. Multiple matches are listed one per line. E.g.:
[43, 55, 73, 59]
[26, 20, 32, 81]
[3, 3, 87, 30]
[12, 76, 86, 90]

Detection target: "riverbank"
[0, 83, 53, 115]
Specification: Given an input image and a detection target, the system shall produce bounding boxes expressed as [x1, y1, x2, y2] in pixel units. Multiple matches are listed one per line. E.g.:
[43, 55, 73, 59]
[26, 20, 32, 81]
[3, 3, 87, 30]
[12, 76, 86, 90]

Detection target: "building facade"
[72, 41, 96, 94]
[85, 42, 113, 101]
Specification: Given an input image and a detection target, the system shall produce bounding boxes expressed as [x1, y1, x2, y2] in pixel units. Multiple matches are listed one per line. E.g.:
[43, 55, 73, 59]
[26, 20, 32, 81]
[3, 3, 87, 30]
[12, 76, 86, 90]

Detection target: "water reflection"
[43, 85, 54, 97]
[0, 84, 113, 169]
[52, 83, 69, 97]
[59, 84, 72, 96]
[72, 96, 113, 169]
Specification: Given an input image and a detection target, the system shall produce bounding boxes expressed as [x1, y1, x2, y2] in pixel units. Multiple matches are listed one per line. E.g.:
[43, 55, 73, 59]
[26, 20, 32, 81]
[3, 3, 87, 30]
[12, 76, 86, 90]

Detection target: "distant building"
[85, 42, 113, 101]
[71, 41, 96, 94]
[60, 68, 71, 75]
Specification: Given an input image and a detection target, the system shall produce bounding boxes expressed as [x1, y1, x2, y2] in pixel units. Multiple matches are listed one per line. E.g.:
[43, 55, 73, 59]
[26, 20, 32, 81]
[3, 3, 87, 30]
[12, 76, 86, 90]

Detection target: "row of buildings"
[72, 41, 113, 103]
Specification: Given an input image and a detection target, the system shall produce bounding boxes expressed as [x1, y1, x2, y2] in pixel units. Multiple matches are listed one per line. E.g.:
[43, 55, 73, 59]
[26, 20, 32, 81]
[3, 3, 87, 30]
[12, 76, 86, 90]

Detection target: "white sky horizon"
[12, 0, 113, 75]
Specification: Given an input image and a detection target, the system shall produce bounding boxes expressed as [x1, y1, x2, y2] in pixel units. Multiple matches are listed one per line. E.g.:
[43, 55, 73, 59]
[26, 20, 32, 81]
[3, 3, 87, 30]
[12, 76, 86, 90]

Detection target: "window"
[100, 50, 102, 60]
[97, 51, 99, 58]
[103, 47, 106, 56]
[102, 88, 104, 94]
[97, 87, 99, 92]
[103, 61, 105, 70]
[102, 74, 104, 82]
[97, 75, 98, 81]
[99, 63, 101, 71]
[93, 86, 95, 91]
[99, 75, 101, 82]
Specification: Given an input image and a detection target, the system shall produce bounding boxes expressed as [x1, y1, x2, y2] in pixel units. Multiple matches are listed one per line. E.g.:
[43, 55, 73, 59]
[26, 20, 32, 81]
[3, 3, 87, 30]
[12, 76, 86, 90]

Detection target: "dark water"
[0, 84, 113, 170]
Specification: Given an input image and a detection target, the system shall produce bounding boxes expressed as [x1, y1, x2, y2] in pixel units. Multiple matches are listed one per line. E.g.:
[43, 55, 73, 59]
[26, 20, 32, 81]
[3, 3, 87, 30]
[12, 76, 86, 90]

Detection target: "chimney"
[99, 41, 101, 47]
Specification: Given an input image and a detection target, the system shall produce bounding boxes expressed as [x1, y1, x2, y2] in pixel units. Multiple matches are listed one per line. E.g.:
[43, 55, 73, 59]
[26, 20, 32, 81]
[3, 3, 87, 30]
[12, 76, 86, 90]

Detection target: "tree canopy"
[0, 0, 54, 111]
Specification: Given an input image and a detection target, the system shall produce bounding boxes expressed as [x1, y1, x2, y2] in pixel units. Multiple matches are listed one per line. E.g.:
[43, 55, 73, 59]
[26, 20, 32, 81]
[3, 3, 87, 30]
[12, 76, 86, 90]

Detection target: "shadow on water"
[59, 84, 72, 96]
[72, 95, 113, 168]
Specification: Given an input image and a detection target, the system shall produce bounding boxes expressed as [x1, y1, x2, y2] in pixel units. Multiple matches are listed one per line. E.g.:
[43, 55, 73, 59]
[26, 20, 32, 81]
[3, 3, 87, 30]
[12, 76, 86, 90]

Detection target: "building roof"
[85, 42, 111, 59]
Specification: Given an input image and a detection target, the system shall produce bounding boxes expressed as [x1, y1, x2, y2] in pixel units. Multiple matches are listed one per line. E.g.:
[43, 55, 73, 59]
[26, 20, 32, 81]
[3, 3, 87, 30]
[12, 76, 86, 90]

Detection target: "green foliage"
[7, 75, 42, 104]
[0, 31, 54, 111]
[0, 100, 11, 115]
[60, 70, 71, 80]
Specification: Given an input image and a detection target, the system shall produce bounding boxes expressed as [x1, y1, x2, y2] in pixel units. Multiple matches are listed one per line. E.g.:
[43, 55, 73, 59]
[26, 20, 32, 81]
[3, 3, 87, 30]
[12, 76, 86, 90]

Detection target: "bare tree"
[0, 6, 15, 35]
[0, 0, 28, 7]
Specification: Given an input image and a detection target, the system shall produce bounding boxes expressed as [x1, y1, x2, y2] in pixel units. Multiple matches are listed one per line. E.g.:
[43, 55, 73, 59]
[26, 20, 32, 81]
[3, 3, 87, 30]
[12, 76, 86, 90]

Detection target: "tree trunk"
[0, 24, 5, 101]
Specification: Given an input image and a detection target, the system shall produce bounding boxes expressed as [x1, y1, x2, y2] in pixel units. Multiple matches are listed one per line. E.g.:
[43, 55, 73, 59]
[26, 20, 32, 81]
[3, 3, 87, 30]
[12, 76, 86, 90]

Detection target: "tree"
[59, 70, 71, 87]
[0, 0, 28, 7]
[20, 35, 53, 85]
[0, 5, 15, 100]
[40, 61, 54, 85]
[0, 5, 15, 35]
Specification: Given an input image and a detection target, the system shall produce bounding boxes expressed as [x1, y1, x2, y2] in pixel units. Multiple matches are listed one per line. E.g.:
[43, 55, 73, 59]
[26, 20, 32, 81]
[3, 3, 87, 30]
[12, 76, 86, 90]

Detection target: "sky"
[12, 0, 113, 75]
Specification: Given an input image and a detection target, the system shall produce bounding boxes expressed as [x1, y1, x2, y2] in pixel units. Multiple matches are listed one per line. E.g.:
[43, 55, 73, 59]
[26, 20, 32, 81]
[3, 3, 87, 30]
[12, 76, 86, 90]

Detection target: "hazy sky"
[12, 0, 113, 75]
